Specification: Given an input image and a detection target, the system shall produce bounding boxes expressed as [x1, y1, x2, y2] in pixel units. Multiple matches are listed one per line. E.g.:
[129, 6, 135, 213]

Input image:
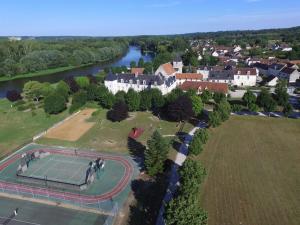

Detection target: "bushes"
[69, 91, 87, 113]
[189, 129, 208, 156]
[107, 101, 129, 122]
[6, 90, 22, 102]
[231, 104, 243, 112]
[44, 93, 66, 114]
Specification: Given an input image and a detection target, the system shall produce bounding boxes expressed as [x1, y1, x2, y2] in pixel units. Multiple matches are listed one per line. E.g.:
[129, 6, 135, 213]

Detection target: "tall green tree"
[44, 92, 66, 114]
[190, 95, 203, 117]
[145, 130, 169, 177]
[126, 89, 141, 111]
[275, 80, 289, 106]
[56, 80, 70, 101]
[140, 90, 152, 111]
[242, 89, 256, 108]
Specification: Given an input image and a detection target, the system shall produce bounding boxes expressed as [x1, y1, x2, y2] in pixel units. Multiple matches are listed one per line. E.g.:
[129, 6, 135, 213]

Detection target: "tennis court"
[0, 196, 108, 225]
[0, 143, 139, 216]
[20, 154, 90, 186]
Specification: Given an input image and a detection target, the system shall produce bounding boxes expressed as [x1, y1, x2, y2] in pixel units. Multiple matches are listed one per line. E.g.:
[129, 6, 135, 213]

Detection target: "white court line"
[0, 216, 42, 225]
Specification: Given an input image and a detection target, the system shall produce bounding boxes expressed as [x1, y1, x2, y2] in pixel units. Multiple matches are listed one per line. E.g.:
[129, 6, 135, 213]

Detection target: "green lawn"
[0, 99, 68, 158]
[37, 109, 193, 154]
[0, 66, 80, 82]
[197, 116, 300, 225]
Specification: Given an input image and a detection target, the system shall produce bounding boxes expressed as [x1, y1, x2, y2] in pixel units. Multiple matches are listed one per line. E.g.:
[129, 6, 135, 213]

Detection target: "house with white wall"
[104, 73, 176, 95]
[232, 68, 258, 86]
[278, 68, 300, 83]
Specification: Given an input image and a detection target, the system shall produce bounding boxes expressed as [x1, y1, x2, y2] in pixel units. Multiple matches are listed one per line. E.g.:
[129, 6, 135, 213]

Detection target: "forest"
[0, 38, 128, 78]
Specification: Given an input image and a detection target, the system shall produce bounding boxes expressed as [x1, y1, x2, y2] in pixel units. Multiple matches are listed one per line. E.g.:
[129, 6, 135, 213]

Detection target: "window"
[154, 81, 157, 86]
[137, 80, 140, 85]
[129, 79, 133, 84]
[143, 80, 146, 85]
[120, 79, 124, 83]
[247, 75, 249, 80]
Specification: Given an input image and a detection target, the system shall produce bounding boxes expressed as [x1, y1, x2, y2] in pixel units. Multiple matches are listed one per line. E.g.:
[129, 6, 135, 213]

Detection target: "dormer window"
[120, 79, 124, 83]
[143, 80, 146, 85]
[238, 71, 241, 75]
[137, 80, 140, 85]
[247, 71, 250, 75]
[154, 81, 157, 86]
[129, 79, 133, 84]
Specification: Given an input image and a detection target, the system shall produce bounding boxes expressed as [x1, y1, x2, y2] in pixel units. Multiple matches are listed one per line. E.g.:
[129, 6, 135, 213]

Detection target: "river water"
[0, 46, 153, 98]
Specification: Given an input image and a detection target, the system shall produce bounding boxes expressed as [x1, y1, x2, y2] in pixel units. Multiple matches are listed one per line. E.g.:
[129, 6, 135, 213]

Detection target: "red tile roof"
[180, 81, 229, 94]
[162, 63, 176, 75]
[175, 73, 203, 80]
[131, 68, 144, 75]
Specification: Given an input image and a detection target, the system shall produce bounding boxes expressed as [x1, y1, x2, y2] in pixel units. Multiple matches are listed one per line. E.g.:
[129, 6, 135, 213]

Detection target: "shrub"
[231, 104, 243, 112]
[44, 93, 66, 114]
[208, 111, 221, 128]
[107, 101, 129, 122]
[6, 90, 22, 102]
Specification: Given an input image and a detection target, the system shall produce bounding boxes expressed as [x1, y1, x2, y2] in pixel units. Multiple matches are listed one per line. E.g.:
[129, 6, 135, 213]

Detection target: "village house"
[262, 75, 279, 87]
[232, 68, 258, 86]
[104, 73, 176, 95]
[179, 81, 229, 94]
[175, 73, 203, 85]
[278, 67, 300, 83]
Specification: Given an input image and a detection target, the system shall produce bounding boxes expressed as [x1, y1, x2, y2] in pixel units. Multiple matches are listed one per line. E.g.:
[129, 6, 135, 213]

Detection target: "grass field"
[0, 99, 68, 158]
[0, 66, 78, 82]
[198, 116, 300, 225]
[37, 109, 193, 154]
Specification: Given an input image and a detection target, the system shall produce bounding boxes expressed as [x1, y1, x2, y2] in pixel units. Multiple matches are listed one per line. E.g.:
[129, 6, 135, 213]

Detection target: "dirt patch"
[126, 112, 137, 121]
[44, 109, 96, 141]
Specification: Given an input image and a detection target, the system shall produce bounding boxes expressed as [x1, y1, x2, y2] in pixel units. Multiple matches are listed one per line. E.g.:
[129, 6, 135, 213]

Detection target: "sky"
[0, 0, 300, 36]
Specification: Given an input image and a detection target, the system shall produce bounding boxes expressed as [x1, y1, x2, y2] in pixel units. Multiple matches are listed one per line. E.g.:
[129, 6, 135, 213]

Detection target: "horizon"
[1, 0, 300, 36]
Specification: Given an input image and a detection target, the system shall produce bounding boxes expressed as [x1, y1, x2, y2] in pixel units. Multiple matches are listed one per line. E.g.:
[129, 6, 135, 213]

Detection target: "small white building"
[104, 73, 176, 95]
[155, 62, 179, 77]
[264, 75, 279, 87]
[232, 68, 258, 87]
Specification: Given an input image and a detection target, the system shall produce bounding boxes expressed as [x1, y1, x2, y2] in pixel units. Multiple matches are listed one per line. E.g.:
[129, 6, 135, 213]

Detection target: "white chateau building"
[105, 58, 183, 95]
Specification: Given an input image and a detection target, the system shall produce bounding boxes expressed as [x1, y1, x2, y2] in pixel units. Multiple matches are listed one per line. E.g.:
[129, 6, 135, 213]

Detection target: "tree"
[138, 58, 145, 68]
[75, 76, 90, 89]
[190, 95, 203, 117]
[167, 95, 194, 122]
[86, 84, 99, 101]
[65, 77, 80, 93]
[140, 90, 152, 111]
[125, 89, 141, 111]
[283, 103, 293, 117]
[257, 89, 277, 112]
[6, 90, 22, 102]
[115, 90, 127, 102]
[249, 103, 259, 112]
[165, 195, 207, 225]
[101, 92, 115, 109]
[44, 92, 66, 114]
[70, 90, 87, 113]
[189, 136, 203, 155]
[242, 89, 256, 108]
[231, 104, 243, 112]
[275, 80, 289, 106]
[23, 81, 44, 102]
[179, 159, 206, 196]
[56, 80, 70, 101]
[201, 90, 212, 103]
[107, 101, 129, 122]
[130, 61, 137, 68]
[215, 99, 231, 121]
[145, 130, 169, 177]
[153, 52, 173, 70]
[213, 92, 226, 104]
[208, 111, 221, 128]
[150, 89, 165, 109]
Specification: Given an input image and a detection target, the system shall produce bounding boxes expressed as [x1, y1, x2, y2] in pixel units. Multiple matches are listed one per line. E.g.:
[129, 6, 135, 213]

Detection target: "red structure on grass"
[128, 127, 144, 139]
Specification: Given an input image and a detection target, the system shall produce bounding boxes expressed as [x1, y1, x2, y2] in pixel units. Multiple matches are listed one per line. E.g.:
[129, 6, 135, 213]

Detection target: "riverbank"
[0, 66, 83, 82]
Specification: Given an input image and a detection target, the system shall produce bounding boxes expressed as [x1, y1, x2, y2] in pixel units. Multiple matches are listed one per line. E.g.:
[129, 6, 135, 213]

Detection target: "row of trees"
[165, 159, 207, 225]
[0, 39, 128, 77]
[242, 80, 293, 116]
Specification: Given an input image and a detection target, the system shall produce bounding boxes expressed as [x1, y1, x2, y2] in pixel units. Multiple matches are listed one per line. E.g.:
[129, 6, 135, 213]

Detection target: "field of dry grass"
[197, 116, 300, 225]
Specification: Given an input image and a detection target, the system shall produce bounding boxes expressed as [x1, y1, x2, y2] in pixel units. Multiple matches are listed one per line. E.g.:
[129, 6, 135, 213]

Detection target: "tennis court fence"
[0, 182, 118, 219]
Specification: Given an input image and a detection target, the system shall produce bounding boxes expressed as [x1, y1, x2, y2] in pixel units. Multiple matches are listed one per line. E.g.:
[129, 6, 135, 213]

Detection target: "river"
[0, 46, 153, 98]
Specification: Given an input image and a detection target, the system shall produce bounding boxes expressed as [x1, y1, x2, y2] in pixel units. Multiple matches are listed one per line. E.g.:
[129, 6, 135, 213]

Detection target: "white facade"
[278, 70, 300, 83]
[232, 74, 257, 86]
[266, 77, 279, 87]
[173, 61, 183, 73]
[196, 69, 209, 80]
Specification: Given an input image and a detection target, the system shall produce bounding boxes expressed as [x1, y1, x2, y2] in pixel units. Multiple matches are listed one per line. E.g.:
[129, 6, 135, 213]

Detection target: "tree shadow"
[128, 176, 168, 225]
[127, 137, 146, 171]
